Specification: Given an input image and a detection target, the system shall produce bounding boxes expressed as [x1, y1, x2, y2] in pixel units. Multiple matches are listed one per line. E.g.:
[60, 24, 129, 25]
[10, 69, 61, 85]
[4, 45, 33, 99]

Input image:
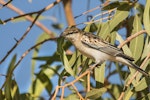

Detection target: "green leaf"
[57, 37, 75, 76]
[134, 77, 149, 91]
[36, 72, 53, 94]
[30, 32, 52, 93]
[0, 89, 5, 100]
[4, 55, 17, 100]
[52, 23, 63, 30]
[143, 0, 150, 35]
[84, 24, 91, 32]
[102, 1, 130, 10]
[11, 80, 20, 100]
[129, 15, 144, 62]
[64, 94, 79, 100]
[7, 54, 17, 74]
[20, 93, 32, 100]
[69, 51, 80, 67]
[110, 31, 117, 45]
[116, 33, 132, 57]
[0, 19, 4, 24]
[5, 80, 12, 100]
[99, 3, 130, 39]
[94, 62, 105, 84]
[141, 93, 150, 100]
[109, 84, 122, 99]
[86, 88, 107, 99]
[141, 36, 150, 60]
[31, 79, 44, 96]
[124, 89, 133, 100]
[136, 59, 150, 82]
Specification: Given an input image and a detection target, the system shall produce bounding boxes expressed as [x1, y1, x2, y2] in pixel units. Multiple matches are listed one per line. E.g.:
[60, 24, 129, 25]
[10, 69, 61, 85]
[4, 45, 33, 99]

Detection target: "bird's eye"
[68, 31, 73, 34]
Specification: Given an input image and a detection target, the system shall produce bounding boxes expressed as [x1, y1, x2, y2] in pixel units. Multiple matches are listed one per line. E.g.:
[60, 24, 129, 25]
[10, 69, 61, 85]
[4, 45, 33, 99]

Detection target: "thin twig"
[51, 65, 96, 99]
[118, 30, 146, 48]
[3, 11, 39, 23]
[14, 37, 57, 68]
[60, 87, 64, 100]
[87, 72, 90, 92]
[51, 86, 60, 100]
[71, 83, 84, 100]
[0, 0, 12, 8]
[83, 14, 114, 25]
[90, 8, 116, 21]
[74, 0, 110, 19]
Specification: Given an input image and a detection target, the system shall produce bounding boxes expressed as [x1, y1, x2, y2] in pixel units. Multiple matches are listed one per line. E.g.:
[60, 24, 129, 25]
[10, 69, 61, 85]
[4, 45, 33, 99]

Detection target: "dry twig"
[51, 66, 96, 100]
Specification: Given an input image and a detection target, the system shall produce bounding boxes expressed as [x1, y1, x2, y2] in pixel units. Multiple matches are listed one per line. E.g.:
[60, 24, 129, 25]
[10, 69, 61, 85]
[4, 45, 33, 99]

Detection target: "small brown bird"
[61, 26, 149, 77]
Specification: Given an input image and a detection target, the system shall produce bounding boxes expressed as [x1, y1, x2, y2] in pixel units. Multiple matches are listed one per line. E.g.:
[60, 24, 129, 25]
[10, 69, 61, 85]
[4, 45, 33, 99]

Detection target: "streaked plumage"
[61, 26, 149, 77]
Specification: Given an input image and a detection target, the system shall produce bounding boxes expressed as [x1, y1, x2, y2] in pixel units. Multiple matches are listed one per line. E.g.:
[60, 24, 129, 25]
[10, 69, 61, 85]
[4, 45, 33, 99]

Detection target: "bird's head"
[60, 26, 81, 41]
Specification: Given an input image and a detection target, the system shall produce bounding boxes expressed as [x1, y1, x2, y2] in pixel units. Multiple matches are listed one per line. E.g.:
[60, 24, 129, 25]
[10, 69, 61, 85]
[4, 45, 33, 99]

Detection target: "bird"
[60, 25, 149, 77]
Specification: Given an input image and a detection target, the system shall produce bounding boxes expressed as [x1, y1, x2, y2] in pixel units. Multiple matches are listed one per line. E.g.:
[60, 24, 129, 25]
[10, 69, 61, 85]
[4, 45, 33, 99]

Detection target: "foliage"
[0, 0, 150, 100]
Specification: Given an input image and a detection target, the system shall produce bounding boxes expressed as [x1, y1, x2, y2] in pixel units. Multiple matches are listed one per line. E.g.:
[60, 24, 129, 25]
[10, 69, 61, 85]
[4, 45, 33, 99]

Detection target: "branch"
[51, 65, 96, 100]
[74, 0, 110, 19]
[63, 0, 75, 26]
[0, 0, 12, 8]
[14, 37, 57, 68]
[118, 30, 146, 48]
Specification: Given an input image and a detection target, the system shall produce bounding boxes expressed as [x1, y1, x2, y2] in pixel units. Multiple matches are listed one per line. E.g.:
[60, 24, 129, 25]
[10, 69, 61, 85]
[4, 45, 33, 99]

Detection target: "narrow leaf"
[94, 62, 105, 84]
[134, 77, 149, 91]
[86, 88, 107, 99]
[57, 37, 75, 76]
[141, 36, 150, 60]
[116, 33, 132, 56]
[130, 15, 144, 62]
[7, 55, 17, 74]
[124, 89, 133, 100]
[141, 93, 150, 100]
[11, 80, 20, 100]
[0, 19, 4, 24]
[143, 0, 150, 35]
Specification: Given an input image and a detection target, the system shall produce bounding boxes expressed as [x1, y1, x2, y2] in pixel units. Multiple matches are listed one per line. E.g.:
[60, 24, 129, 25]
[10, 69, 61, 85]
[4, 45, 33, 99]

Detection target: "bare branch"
[63, 0, 75, 26]
[0, 0, 12, 8]
[51, 65, 96, 99]
[118, 30, 146, 48]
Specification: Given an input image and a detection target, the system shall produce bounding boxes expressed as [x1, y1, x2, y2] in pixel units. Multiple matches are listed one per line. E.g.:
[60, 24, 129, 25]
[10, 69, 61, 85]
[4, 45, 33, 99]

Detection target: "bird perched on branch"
[61, 25, 149, 77]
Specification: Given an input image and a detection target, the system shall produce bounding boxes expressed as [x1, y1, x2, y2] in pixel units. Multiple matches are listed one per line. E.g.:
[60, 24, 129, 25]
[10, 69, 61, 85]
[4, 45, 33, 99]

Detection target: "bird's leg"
[89, 62, 101, 71]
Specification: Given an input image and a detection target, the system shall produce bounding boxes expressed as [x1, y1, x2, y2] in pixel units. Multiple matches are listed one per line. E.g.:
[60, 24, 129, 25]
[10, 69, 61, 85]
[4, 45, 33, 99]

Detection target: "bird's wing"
[81, 32, 134, 61]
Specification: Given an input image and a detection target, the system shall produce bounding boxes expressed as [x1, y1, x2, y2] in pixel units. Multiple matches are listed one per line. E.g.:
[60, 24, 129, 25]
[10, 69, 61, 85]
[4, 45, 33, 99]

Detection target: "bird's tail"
[127, 60, 149, 77]
[116, 57, 149, 77]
